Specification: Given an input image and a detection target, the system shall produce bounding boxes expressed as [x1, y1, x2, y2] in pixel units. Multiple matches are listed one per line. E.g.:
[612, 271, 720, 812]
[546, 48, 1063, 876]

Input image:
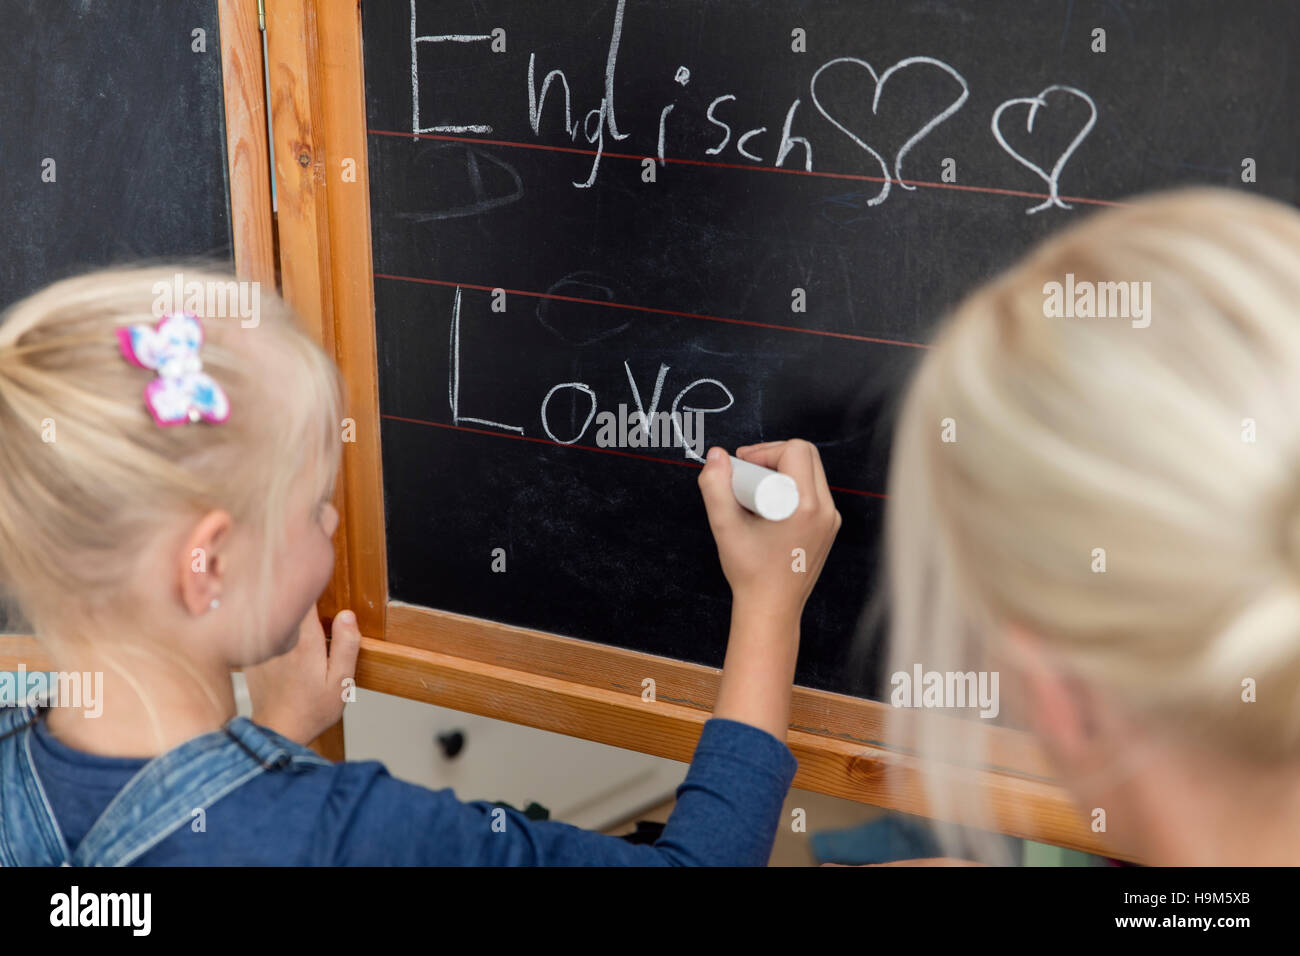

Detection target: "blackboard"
[0, 0, 233, 632]
[361, 0, 1298, 700]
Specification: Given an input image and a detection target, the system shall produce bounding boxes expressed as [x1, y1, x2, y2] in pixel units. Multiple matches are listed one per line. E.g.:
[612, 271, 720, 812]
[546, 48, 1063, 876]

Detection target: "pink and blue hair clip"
[116, 312, 231, 427]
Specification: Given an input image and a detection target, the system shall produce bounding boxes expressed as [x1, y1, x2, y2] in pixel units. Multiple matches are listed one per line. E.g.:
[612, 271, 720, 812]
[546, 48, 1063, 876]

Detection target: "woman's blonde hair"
[883, 187, 1300, 862]
[0, 264, 342, 653]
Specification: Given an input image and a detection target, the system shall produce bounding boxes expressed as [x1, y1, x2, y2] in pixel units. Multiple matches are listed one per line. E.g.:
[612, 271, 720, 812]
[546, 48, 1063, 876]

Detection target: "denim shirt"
[0, 702, 798, 866]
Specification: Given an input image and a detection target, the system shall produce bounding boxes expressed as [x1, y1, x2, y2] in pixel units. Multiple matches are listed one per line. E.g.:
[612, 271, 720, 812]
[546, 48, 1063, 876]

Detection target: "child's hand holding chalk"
[697, 440, 841, 739]
[697, 440, 841, 623]
[728, 454, 800, 520]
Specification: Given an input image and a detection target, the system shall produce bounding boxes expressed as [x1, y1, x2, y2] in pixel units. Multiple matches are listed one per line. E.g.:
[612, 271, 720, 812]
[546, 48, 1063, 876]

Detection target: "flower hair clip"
[116, 312, 231, 427]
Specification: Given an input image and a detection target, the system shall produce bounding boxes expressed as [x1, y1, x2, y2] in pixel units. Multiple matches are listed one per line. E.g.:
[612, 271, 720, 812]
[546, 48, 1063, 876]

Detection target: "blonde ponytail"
[0, 265, 342, 648]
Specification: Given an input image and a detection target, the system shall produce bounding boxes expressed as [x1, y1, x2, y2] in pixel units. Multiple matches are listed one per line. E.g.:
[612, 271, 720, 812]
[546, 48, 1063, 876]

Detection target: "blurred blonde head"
[885, 188, 1300, 862]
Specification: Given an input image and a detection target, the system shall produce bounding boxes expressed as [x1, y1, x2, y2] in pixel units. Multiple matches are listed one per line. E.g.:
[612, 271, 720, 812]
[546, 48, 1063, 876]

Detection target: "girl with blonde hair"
[0, 264, 840, 865]
[884, 187, 1300, 865]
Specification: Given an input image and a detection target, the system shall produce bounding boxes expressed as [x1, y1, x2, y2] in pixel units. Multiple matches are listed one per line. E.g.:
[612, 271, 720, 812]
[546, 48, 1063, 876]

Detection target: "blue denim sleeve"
[321, 718, 797, 865]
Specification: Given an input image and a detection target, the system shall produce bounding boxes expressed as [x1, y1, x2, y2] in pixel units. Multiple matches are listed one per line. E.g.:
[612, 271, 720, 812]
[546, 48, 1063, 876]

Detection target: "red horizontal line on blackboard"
[367, 127, 1127, 208]
[374, 273, 929, 348]
[380, 413, 889, 500]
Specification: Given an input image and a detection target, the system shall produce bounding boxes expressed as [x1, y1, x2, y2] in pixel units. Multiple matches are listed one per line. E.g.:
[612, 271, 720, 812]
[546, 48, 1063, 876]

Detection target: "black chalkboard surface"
[0, 0, 232, 633]
[362, 0, 1298, 700]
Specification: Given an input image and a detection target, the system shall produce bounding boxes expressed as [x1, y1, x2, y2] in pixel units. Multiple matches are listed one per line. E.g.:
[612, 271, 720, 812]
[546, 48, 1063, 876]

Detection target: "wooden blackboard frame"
[269, 1, 1117, 857]
[0, 0, 1117, 859]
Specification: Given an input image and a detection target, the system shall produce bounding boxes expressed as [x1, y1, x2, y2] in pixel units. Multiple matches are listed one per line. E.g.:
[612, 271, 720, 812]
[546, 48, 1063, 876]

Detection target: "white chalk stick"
[729, 455, 800, 521]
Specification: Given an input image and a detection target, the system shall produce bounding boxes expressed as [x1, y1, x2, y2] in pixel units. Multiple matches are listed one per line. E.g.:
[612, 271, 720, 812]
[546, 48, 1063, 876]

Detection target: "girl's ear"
[178, 510, 232, 617]
[1004, 624, 1097, 771]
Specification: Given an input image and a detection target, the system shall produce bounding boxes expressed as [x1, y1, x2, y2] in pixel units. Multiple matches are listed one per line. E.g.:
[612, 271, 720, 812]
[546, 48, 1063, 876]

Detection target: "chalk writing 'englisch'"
[409, 0, 1100, 215]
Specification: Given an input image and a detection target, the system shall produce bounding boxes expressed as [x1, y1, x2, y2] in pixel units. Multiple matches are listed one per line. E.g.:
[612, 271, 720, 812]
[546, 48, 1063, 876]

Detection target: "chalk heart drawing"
[992, 85, 1097, 215]
[810, 55, 970, 207]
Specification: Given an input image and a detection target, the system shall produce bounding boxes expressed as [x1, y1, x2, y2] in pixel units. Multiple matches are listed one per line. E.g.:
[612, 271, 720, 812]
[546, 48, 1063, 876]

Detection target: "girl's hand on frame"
[697, 439, 842, 624]
[245, 608, 362, 748]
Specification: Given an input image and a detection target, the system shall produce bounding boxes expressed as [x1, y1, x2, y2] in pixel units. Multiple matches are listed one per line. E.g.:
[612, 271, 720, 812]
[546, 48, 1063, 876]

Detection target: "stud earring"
[209, 598, 220, 611]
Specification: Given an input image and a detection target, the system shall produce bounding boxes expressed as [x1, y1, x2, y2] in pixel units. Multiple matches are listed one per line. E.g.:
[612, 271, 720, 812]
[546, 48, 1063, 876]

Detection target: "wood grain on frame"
[265, 0, 350, 761]
[217, 0, 276, 287]
[316, 0, 388, 637]
[264, 0, 340, 586]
